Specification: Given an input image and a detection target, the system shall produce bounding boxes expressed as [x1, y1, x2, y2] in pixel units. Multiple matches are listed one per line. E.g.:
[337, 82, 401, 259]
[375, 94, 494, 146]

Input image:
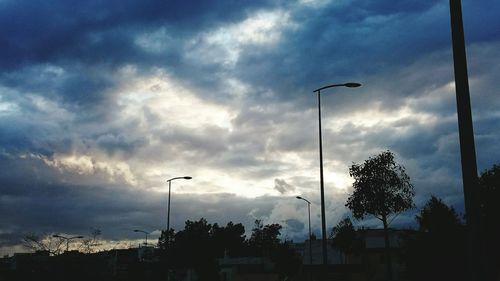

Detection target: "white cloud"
[37, 153, 138, 186]
[325, 102, 440, 132]
[0, 92, 20, 115]
[114, 66, 236, 131]
[297, 0, 348, 9]
[186, 9, 297, 67]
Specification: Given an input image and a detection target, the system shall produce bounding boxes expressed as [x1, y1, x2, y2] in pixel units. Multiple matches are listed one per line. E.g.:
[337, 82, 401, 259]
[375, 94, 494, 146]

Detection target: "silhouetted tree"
[80, 228, 102, 254]
[22, 233, 65, 255]
[212, 221, 246, 257]
[247, 219, 282, 256]
[478, 164, 500, 279]
[247, 220, 300, 279]
[404, 196, 466, 281]
[270, 241, 302, 280]
[416, 196, 462, 233]
[346, 150, 414, 281]
[157, 228, 175, 250]
[330, 217, 360, 264]
[174, 218, 218, 280]
[158, 218, 248, 281]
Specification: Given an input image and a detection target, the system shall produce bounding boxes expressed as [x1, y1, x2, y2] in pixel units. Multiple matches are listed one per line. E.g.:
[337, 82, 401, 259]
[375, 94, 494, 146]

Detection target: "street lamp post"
[133, 229, 150, 247]
[313, 82, 361, 267]
[52, 234, 84, 252]
[166, 176, 192, 239]
[296, 196, 313, 266]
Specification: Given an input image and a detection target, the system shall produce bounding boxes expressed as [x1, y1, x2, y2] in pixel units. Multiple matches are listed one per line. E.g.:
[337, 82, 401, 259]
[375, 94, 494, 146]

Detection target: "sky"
[1, 0, 499, 255]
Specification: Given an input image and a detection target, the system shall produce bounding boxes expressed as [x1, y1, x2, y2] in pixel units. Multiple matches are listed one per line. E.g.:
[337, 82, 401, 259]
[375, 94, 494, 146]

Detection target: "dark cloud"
[231, 1, 450, 98]
[0, 0, 277, 68]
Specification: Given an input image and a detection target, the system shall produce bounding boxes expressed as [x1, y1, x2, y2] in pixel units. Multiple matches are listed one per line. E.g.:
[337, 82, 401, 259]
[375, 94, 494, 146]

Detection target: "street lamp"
[313, 82, 361, 266]
[133, 229, 151, 247]
[166, 176, 192, 236]
[296, 196, 313, 266]
[52, 234, 84, 252]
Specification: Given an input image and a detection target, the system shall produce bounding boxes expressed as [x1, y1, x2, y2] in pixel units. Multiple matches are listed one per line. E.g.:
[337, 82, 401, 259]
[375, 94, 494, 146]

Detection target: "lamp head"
[296, 196, 302, 200]
[184, 176, 192, 180]
[344, 82, 362, 88]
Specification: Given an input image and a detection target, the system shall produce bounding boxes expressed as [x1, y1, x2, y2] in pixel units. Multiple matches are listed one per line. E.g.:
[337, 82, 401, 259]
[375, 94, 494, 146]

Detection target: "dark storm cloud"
[232, 0, 500, 106]
[0, 114, 74, 157]
[231, 0, 450, 99]
[0, 0, 276, 69]
[0, 0, 280, 117]
[0, 64, 120, 124]
[2, 0, 499, 106]
[2, 0, 498, 111]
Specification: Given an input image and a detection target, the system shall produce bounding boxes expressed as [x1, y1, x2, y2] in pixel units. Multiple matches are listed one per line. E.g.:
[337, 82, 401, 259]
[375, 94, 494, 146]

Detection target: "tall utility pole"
[449, 0, 484, 280]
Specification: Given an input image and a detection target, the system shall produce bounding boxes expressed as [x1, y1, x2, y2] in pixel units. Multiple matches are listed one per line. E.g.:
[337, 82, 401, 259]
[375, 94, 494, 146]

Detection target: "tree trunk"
[382, 215, 393, 281]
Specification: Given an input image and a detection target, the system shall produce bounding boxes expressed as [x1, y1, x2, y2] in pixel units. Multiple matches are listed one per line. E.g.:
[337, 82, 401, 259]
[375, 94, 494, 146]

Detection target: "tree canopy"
[478, 164, 500, 222]
[478, 164, 500, 279]
[156, 218, 300, 280]
[247, 219, 282, 256]
[416, 195, 462, 234]
[345, 150, 414, 281]
[404, 196, 466, 281]
[346, 150, 415, 221]
[247, 220, 301, 278]
[330, 217, 360, 264]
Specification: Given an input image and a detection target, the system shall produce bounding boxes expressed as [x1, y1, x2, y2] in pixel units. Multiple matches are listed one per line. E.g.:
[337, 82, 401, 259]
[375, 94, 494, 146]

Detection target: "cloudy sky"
[1, 0, 499, 254]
